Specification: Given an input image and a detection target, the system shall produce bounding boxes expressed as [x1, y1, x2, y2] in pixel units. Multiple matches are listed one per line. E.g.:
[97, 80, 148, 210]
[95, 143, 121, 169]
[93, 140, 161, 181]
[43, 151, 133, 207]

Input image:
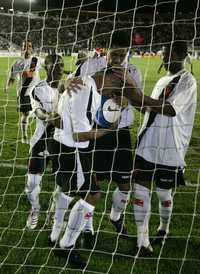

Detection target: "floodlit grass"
[0, 56, 200, 274]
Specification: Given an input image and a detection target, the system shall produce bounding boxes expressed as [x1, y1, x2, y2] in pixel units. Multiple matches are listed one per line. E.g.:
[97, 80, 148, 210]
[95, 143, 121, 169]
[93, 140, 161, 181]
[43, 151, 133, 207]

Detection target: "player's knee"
[156, 187, 172, 203]
[21, 114, 28, 123]
[134, 183, 150, 199]
[85, 191, 101, 205]
[28, 158, 45, 174]
[25, 174, 41, 195]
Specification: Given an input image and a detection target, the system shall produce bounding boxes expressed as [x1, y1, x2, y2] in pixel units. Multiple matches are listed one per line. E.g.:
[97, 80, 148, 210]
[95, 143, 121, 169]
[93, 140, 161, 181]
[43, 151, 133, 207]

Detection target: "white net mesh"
[0, 0, 200, 273]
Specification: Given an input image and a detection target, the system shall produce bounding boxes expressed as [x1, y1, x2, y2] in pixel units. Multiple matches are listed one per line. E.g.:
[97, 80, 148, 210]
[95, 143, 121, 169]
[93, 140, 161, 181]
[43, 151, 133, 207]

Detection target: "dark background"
[0, 0, 198, 13]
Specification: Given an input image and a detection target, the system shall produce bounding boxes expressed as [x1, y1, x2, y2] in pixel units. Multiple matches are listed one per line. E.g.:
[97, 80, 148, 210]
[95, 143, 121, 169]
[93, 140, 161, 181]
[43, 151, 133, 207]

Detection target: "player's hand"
[64, 77, 84, 97]
[112, 67, 137, 88]
[109, 120, 120, 130]
[111, 93, 129, 108]
[46, 112, 63, 128]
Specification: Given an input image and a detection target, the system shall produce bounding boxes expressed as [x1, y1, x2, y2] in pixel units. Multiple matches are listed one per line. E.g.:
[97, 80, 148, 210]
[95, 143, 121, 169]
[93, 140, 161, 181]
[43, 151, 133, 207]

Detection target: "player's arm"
[70, 84, 118, 142]
[22, 57, 39, 78]
[31, 88, 63, 127]
[124, 87, 176, 116]
[4, 65, 16, 92]
[73, 125, 116, 142]
[35, 107, 63, 128]
[114, 68, 176, 117]
[5, 77, 15, 88]
[64, 77, 83, 97]
[22, 71, 35, 78]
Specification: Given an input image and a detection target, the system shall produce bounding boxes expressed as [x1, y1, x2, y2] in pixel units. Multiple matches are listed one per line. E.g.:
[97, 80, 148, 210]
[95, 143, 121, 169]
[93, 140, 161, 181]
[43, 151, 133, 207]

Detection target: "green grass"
[0, 56, 200, 274]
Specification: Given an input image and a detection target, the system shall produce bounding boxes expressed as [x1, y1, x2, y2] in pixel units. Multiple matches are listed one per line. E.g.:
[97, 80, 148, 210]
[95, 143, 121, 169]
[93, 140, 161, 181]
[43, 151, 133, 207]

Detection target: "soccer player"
[74, 50, 88, 76]
[49, 68, 128, 267]
[67, 30, 142, 241]
[5, 40, 42, 143]
[115, 41, 197, 256]
[25, 54, 64, 230]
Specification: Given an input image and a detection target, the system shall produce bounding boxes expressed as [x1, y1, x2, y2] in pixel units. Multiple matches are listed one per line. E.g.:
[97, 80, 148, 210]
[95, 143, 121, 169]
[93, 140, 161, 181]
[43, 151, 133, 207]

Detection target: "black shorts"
[49, 140, 100, 198]
[28, 126, 55, 174]
[87, 126, 133, 184]
[133, 155, 185, 189]
[18, 94, 32, 113]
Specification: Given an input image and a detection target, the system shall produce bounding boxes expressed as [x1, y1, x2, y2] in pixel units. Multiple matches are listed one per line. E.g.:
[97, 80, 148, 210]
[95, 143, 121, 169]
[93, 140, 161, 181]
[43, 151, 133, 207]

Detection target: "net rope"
[0, 0, 200, 273]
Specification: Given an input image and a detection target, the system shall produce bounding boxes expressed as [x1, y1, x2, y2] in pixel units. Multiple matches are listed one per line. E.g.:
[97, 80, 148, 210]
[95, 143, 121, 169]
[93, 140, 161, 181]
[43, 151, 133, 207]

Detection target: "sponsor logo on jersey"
[84, 212, 93, 219]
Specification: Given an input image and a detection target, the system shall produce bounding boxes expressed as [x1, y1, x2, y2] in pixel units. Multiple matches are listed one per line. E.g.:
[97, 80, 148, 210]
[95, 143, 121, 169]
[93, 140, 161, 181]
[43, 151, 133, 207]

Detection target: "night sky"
[0, 0, 198, 13]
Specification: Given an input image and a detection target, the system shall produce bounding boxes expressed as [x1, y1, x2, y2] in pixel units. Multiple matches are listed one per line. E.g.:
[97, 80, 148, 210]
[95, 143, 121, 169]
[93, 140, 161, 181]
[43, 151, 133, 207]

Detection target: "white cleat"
[26, 208, 40, 230]
[50, 222, 63, 243]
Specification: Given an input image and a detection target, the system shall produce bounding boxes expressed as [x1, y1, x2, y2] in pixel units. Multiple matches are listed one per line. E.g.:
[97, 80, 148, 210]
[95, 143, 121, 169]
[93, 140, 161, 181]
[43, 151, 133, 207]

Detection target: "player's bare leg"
[21, 112, 29, 144]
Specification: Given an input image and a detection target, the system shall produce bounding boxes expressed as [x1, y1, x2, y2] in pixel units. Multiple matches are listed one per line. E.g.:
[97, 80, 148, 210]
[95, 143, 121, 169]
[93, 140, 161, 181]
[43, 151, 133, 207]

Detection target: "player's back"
[30, 80, 59, 149]
[54, 76, 101, 148]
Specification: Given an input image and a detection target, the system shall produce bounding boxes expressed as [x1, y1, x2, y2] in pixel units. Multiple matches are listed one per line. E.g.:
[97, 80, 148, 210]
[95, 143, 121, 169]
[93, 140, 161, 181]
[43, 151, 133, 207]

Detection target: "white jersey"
[54, 76, 101, 148]
[137, 69, 197, 167]
[79, 56, 142, 128]
[30, 80, 59, 149]
[10, 56, 43, 96]
[80, 56, 107, 77]
[184, 54, 192, 65]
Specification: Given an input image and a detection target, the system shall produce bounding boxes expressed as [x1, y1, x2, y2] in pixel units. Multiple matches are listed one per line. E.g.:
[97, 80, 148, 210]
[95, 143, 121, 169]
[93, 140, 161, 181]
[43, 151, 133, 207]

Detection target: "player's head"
[75, 50, 88, 66]
[22, 40, 33, 58]
[44, 54, 64, 87]
[162, 41, 188, 73]
[107, 30, 131, 66]
[94, 68, 124, 98]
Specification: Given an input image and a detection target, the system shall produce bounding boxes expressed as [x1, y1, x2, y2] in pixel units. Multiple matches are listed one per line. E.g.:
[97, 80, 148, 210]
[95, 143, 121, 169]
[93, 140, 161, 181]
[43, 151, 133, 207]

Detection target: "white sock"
[133, 183, 151, 248]
[25, 174, 42, 210]
[83, 216, 94, 234]
[110, 188, 130, 222]
[50, 192, 73, 242]
[156, 187, 173, 233]
[48, 185, 61, 217]
[60, 199, 94, 248]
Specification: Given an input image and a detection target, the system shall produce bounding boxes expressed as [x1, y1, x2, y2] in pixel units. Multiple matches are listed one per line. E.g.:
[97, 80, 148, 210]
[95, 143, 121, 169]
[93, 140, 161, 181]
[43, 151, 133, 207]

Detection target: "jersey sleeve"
[128, 64, 143, 95]
[167, 73, 197, 114]
[10, 60, 23, 79]
[30, 86, 45, 112]
[80, 57, 106, 77]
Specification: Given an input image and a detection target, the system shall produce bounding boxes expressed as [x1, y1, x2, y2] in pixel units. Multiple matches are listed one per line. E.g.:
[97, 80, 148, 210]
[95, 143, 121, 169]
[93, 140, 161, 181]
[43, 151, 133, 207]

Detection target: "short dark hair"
[45, 54, 63, 67]
[165, 41, 188, 58]
[22, 40, 32, 49]
[109, 30, 131, 48]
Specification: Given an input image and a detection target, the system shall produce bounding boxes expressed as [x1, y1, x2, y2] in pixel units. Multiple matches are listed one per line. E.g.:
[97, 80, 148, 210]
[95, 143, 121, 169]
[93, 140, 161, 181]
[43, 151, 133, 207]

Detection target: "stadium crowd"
[0, 11, 199, 52]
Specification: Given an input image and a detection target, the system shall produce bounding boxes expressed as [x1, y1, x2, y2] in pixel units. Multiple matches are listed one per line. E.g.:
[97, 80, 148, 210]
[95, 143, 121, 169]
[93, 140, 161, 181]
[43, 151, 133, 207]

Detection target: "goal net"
[0, 0, 200, 273]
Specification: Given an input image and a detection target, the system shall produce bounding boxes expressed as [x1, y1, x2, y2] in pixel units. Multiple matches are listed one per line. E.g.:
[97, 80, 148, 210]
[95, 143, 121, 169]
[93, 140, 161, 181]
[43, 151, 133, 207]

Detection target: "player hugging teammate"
[22, 32, 197, 267]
